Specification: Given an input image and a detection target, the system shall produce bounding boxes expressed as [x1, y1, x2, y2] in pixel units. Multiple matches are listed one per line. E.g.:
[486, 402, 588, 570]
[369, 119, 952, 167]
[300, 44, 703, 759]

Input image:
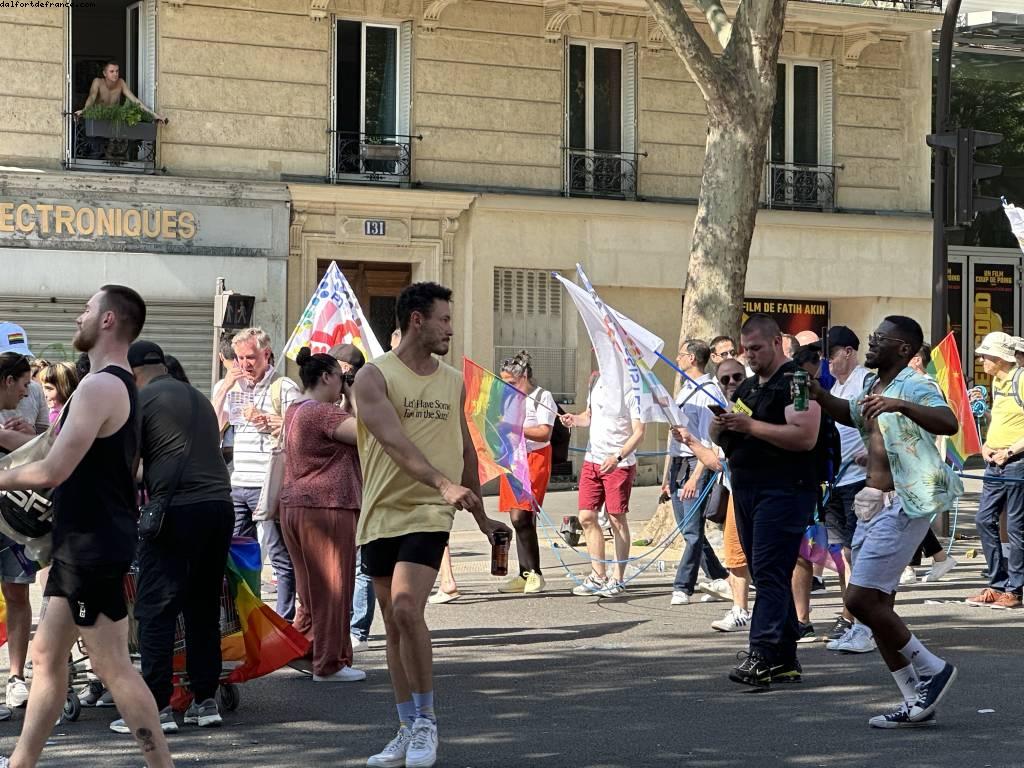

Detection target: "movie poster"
[743, 297, 830, 338]
[972, 263, 1015, 389]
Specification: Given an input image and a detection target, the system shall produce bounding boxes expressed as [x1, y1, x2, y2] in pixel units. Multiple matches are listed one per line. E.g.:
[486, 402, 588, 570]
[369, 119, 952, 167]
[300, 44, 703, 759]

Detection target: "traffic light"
[215, 292, 255, 330]
[926, 127, 1003, 226]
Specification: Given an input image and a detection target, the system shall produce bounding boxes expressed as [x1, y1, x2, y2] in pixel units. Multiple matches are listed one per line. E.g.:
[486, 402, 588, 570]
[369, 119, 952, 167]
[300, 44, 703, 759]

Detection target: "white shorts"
[849, 495, 932, 594]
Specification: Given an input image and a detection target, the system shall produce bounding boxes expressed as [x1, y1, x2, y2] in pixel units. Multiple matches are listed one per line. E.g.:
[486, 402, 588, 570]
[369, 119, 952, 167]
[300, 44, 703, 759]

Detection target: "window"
[564, 41, 638, 198]
[767, 61, 835, 210]
[333, 20, 412, 183]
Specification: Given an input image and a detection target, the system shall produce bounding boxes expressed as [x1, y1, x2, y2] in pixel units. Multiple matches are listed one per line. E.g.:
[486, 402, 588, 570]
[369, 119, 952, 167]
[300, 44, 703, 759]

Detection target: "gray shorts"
[0, 534, 36, 585]
[849, 495, 931, 594]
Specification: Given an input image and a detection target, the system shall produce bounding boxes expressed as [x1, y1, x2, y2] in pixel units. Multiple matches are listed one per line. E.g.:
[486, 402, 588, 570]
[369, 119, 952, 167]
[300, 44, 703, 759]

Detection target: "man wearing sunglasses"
[811, 316, 961, 728]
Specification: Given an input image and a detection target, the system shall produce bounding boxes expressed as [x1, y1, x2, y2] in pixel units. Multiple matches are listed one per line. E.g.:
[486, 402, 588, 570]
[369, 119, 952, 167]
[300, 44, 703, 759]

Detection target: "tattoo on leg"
[135, 727, 157, 753]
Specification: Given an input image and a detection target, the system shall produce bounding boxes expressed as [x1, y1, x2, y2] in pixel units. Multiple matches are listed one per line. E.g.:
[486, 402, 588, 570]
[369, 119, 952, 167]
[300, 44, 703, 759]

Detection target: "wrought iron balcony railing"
[563, 148, 645, 200]
[331, 131, 420, 185]
[765, 162, 840, 212]
[829, 0, 939, 8]
[65, 114, 159, 173]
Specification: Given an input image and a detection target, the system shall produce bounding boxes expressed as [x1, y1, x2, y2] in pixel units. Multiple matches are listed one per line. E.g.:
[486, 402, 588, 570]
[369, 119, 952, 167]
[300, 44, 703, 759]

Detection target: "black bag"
[138, 386, 200, 540]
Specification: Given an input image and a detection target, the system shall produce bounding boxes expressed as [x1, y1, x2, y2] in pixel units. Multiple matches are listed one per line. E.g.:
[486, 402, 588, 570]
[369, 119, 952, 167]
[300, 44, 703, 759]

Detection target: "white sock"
[899, 634, 945, 677]
[891, 664, 919, 706]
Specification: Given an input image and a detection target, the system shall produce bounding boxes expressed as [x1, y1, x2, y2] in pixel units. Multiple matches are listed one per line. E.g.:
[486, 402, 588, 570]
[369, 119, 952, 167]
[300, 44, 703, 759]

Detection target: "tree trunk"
[678, 110, 769, 350]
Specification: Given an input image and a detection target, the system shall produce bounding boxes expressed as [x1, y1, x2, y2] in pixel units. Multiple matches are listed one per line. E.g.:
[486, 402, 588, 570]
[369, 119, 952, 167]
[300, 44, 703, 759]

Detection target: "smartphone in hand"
[707, 404, 727, 416]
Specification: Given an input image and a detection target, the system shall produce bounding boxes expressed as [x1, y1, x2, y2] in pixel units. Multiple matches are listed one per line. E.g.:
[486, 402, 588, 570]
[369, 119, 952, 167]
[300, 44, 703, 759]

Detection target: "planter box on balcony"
[83, 119, 157, 141]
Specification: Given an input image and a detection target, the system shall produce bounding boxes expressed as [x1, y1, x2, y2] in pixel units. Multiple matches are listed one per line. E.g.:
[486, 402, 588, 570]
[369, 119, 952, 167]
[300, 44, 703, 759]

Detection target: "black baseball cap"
[809, 326, 859, 354]
[127, 340, 166, 368]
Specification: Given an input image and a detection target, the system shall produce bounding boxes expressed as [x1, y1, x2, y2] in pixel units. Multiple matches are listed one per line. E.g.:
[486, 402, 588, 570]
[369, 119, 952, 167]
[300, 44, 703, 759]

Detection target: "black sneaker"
[811, 576, 826, 595]
[729, 650, 771, 688]
[770, 657, 802, 684]
[869, 703, 937, 729]
[827, 616, 853, 641]
[909, 663, 957, 722]
[796, 622, 817, 643]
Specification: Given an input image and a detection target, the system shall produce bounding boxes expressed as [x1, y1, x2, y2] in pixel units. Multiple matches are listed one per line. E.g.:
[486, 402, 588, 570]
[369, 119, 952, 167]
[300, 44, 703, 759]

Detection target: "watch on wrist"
[615, 453, 624, 463]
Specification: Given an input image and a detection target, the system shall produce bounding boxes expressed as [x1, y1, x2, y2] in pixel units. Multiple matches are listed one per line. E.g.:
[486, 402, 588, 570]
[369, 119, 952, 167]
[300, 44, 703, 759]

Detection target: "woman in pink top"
[280, 345, 365, 683]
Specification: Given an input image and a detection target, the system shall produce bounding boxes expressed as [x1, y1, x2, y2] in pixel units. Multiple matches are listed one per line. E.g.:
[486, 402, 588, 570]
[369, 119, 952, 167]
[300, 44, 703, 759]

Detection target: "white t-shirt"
[668, 373, 724, 459]
[524, 386, 557, 452]
[830, 365, 870, 487]
[584, 377, 640, 467]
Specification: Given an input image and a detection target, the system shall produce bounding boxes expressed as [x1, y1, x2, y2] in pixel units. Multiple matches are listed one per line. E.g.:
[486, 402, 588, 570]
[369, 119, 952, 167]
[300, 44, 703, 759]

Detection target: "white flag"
[1004, 199, 1024, 256]
[283, 262, 385, 361]
[555, 267, 680, 425]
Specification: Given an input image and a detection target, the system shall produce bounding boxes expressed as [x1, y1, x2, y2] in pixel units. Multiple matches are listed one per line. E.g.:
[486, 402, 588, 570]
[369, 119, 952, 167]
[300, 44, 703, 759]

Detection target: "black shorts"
[43, 559, 130, 627]
[361, 531, 450, 578]
[823, 480, 866, 549]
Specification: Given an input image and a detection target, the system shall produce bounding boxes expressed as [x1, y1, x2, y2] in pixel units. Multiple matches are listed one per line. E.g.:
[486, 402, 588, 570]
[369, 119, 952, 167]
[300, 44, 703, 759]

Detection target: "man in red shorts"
[561, 374, 645, 597]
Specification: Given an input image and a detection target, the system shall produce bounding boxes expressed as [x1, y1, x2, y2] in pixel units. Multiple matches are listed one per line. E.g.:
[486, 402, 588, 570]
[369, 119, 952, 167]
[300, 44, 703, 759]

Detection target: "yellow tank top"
[357, 352, 465, 545]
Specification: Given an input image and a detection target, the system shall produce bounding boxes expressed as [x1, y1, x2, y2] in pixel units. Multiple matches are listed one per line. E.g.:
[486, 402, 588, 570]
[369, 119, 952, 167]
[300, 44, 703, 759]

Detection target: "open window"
[331, 19, 414, 185]
[66, 0, 159, 173]
[766, 60, 835, 211]
[564, 40, 638, 199]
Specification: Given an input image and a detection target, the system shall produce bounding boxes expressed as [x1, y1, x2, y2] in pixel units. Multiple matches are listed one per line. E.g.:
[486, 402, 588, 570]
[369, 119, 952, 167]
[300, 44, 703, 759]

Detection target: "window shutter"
[398, 21, 413, 137]
[144, 0, 157, 106]
[621, 42, 637, 155]
[821, 60, 834, 167]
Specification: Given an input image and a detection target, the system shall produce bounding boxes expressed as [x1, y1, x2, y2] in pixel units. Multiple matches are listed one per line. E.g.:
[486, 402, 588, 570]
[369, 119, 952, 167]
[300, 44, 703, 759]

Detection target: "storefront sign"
[0, 202, 196, 240]
[742, 297, 830, 337]
[972, 262, 1016, 389]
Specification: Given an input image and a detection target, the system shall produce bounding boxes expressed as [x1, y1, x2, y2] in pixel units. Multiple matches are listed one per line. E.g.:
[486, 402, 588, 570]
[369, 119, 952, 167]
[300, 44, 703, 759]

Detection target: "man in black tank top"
[0, 286, 175, 768]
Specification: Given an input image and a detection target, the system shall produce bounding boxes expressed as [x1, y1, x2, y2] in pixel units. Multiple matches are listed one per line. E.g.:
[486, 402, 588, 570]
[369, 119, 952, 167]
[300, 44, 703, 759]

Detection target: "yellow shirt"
[986, 368, 1024, 450]
[356, 352, 465, 545]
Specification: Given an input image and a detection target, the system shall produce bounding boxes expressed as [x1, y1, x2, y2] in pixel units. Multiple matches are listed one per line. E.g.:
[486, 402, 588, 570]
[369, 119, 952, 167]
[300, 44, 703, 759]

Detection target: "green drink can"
[793, 370, 810, 412]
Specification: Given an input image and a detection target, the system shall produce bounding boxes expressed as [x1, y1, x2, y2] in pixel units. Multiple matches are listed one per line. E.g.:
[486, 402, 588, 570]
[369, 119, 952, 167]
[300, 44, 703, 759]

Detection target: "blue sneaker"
[909, 663, 957, 722]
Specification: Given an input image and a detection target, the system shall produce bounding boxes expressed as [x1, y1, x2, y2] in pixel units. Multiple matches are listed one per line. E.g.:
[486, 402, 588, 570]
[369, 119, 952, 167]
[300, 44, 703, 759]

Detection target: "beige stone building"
[0, 0, 941, 470]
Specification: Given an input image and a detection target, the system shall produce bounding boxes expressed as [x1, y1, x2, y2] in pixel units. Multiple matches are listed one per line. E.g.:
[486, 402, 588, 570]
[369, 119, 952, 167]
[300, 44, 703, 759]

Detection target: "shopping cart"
[63, 568, 243, 722]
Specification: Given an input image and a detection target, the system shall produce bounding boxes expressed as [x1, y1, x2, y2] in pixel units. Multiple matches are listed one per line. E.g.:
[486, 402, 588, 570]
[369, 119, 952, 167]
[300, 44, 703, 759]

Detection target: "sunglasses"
[714, 350, 737, 359]
[719, 372, 745, 385]
[868, 333, 906, 347]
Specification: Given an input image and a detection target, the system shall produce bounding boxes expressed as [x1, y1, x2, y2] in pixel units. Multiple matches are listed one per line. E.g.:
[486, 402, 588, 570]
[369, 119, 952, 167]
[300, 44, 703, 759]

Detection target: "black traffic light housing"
[215, 292, 255, 330]
[926, 127, 1003, 226]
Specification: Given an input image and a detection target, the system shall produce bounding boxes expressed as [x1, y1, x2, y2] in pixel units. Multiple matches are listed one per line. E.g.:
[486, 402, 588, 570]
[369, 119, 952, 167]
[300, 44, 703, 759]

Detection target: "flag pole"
[465, 358, 562, 417]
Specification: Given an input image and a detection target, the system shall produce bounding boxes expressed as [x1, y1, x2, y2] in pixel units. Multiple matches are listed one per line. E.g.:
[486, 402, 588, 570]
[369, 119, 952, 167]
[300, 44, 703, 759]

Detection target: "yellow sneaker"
[498, 574, 528, 593]
[524, 571, 546, 594]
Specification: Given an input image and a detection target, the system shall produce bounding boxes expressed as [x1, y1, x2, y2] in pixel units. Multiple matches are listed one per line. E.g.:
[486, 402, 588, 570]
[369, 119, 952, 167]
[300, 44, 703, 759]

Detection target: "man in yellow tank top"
[354, 282, 510, 768]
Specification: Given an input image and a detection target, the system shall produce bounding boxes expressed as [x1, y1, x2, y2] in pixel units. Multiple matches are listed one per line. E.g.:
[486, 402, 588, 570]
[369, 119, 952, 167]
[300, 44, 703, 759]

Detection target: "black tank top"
[51, 365, 140, 565]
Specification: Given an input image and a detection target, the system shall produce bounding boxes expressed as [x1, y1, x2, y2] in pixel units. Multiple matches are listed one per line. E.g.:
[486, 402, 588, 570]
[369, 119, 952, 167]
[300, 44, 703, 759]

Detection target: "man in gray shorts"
[812, 316, 962, 729]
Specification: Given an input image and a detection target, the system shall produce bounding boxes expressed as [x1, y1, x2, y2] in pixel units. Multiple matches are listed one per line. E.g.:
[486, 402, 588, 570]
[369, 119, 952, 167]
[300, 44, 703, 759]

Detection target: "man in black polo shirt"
[116, 341, 233, 734]
[711, 314, 821, 687]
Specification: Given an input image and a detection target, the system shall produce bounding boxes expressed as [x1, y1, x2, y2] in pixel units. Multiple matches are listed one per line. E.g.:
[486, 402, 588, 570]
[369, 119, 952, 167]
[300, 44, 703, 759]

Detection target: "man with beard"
[710, 314, 821, 687]
[0, 286, 174, 768]
[354, 282, 510, 768]
[811, 316, 961, 728]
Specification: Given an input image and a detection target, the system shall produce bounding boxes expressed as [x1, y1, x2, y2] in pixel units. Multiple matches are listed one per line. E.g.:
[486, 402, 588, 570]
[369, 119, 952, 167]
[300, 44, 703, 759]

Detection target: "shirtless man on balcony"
[74, 62, 166, 123]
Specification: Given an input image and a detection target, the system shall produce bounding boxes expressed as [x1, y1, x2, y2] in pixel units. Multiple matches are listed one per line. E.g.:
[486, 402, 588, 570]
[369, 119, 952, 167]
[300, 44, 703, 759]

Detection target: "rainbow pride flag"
[224, 537, 308, 684]
[928, 332, 982, 468]
[463, 358, 533, 503]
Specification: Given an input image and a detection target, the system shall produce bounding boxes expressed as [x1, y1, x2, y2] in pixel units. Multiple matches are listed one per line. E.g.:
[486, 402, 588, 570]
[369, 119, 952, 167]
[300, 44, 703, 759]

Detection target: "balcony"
[765, 162, 840, 212]
[331, 132, 419, 186]
[826, 0, 940, 8]
[65, 115, 159, 174]
[563, 148, 645, 201]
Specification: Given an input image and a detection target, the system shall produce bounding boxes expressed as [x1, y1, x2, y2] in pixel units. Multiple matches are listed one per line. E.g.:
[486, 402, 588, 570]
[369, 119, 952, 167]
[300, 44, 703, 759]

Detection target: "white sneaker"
[670, 590, 690, 606]
[711, 606, 750, 632]
[405, 718, 438, 768]
[351, 635, 369, 652]
[571, 573, 606, 596]
[313, 666, 366, 682]
[826, 624, 876, 653]
[110, 706, 178, 734]
[921, 556, 958, 583]
[699, 578, 732, 602]
[5, 676, 28, 708]
[597, 580, 625, 598]
[899, 566, 918, 586]
[366, 726, 411, 768]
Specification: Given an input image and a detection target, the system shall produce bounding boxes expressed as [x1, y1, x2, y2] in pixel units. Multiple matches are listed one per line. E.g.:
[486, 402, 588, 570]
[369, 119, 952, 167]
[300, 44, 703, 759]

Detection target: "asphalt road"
[1, 484, 1022, 768]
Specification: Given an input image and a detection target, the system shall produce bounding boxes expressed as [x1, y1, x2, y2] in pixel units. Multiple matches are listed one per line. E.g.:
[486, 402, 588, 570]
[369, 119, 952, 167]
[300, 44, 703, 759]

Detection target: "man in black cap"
[111, 341, 233, 734]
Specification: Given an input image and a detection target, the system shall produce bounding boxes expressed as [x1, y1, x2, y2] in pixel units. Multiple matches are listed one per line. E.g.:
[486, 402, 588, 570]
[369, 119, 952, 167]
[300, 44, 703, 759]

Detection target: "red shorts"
[498, 445, 552, 512]
[578, 461, 636, 515]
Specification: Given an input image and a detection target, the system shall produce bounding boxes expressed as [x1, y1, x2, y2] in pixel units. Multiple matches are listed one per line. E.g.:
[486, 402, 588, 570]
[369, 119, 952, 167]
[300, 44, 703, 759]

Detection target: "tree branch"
[692, 0, 732, 51]
[646, 0, 726, 97]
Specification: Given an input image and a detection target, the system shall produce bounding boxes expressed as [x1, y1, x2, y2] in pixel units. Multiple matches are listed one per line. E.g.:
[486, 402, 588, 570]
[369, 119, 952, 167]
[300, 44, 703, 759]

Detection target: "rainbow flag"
[928, 332, 982, 468]
[463, 358, 533, 503]
[223, 537, 308, 684]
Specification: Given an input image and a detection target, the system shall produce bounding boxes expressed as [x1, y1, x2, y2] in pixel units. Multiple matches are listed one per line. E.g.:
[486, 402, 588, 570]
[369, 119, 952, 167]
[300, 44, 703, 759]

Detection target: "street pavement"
[2, 483, 1023, 768]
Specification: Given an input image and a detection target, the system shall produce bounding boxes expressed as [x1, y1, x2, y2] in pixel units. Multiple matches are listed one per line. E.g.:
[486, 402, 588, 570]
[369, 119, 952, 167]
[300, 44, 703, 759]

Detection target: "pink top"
[281, 400, 362, 510]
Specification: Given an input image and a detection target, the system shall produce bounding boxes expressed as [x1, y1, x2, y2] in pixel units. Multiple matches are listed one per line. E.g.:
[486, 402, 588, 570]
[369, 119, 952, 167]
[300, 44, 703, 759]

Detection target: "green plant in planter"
[80, 101, 153, 127]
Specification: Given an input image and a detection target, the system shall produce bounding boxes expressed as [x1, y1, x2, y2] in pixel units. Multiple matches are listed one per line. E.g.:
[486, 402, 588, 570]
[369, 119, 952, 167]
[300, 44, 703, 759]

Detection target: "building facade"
[0, 0, 942, 473]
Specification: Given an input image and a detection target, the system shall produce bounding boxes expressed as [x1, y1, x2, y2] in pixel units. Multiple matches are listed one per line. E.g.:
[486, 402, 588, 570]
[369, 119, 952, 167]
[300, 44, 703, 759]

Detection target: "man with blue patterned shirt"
[811, 316, 962, 730]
